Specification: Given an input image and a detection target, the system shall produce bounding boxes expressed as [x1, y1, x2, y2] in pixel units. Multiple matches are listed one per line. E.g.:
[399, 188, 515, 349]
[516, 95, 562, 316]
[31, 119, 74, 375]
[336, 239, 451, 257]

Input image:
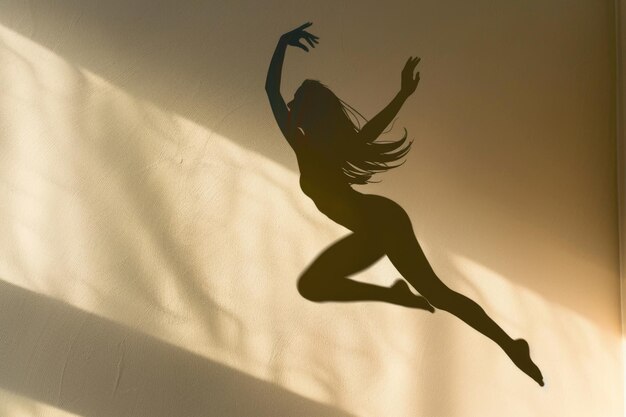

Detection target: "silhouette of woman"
[265, 22, 544, 386]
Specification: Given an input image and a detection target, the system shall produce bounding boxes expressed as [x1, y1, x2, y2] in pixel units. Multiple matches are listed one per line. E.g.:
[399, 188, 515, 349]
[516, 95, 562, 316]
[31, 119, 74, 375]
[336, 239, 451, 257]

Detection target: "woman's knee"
[297, 271, 327, 302]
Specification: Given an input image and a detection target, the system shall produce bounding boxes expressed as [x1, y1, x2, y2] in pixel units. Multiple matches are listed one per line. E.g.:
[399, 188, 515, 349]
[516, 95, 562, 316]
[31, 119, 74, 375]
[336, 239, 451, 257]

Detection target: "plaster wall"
[0, 1, 621, 416]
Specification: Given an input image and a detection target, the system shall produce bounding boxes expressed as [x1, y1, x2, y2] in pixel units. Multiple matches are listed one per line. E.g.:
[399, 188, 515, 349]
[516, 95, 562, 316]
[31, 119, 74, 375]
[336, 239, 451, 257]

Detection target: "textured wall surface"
[0, 1, 621, 416]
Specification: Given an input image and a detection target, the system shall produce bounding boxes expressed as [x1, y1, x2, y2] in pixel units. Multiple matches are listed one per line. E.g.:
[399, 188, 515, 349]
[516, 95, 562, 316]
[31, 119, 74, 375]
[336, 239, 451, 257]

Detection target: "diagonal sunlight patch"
[0, 23, 405, 416]
[0, 22, 622, 417]
[0, 387, 81, 417]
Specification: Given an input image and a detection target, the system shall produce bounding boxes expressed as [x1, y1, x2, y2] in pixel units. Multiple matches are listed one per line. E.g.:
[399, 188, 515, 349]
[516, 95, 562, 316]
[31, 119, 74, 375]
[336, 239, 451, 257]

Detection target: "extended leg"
[387, 232, 514, 348]
[378, 202, 543, 385]
[298, 232, 434, 311]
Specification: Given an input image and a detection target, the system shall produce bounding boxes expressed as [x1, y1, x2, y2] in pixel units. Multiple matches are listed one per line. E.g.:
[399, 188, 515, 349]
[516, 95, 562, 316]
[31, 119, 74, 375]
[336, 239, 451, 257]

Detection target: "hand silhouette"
[400, 56, 421, 97]
[281, 22, 319, 52]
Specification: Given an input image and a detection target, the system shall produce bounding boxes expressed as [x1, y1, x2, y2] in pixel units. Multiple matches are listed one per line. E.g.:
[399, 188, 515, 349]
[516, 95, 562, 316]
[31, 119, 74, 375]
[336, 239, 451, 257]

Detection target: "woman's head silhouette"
[288, 80, 353, 140]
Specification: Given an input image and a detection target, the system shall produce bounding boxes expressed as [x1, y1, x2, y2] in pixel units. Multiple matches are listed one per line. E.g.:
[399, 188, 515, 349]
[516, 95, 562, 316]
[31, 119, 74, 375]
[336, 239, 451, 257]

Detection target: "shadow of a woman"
[265, 22, 544, 387]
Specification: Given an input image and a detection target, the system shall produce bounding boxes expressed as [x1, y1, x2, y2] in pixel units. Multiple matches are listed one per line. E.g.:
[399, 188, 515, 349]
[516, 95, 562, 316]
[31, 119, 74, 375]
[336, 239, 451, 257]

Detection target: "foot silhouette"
[508, 339, 544, 386]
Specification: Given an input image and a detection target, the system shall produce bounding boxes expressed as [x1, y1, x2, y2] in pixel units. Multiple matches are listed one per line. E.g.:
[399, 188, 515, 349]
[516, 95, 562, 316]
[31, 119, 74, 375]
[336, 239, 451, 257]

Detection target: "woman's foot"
[390, 279, 435, 312]
[507, 339, 544, 386]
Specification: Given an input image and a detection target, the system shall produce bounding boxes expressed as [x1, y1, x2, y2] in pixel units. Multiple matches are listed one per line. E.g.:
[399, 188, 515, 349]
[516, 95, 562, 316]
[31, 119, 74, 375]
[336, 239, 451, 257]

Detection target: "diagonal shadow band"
[0, 279, 354, 417]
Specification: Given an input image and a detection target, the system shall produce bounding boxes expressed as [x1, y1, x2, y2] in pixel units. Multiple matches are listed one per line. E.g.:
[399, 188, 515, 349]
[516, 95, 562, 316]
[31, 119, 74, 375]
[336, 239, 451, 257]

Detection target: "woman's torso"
[290, 133, 411, 236]
[292, 137, 367, 230]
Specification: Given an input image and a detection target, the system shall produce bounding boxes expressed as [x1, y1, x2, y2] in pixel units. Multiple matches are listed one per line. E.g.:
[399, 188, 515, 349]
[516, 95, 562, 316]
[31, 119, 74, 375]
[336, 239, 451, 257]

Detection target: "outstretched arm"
[358, 57, 420, 142]
[265, 22, 318, 145]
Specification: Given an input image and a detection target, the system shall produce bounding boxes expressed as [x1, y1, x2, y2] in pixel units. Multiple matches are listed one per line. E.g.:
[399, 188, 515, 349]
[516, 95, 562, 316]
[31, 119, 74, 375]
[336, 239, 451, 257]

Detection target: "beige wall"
[0, 1, 621, 416]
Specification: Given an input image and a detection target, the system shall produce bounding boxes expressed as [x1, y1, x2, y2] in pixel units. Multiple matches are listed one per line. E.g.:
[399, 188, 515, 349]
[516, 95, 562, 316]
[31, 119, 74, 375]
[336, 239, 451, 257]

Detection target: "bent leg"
[298, 232, 433, 310]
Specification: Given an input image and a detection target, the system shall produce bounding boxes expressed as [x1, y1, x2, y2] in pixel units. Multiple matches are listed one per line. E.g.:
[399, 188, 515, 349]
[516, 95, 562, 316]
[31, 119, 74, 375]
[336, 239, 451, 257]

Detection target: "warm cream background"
[0, 1, 621, 416]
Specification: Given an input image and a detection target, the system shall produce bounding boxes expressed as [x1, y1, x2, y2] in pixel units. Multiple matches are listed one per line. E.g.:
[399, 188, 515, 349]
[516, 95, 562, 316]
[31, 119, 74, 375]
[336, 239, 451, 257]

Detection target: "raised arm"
[265, 22, 319, 145]
[358, 57, 421, 142]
